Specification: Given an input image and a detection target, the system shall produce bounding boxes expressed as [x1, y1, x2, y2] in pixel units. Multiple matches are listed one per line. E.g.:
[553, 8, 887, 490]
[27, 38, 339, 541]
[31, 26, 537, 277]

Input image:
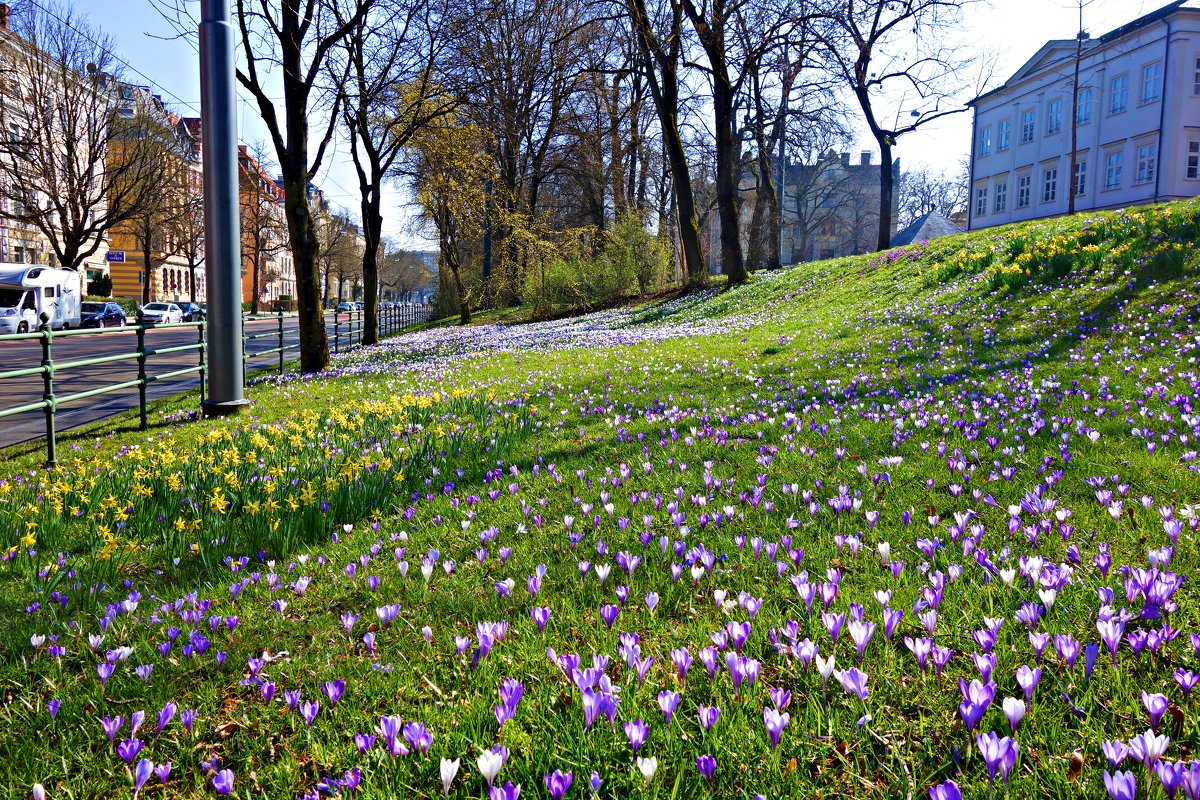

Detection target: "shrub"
[87, 273, 112, 297]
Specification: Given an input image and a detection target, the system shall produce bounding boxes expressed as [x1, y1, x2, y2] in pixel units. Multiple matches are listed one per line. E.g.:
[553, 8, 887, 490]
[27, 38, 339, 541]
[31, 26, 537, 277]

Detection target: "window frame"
[1073, 160, 1087, 197]
[1017, 175, 1032, 208]
[1135, 143, 1157, 184]
[994, 181, 1008, 213]
[1110, 75, 1129, 115]
[1046, 99, 1063, 135]
[1141, 62, 1162, 104]
[1042, 168, 1058, 203]
[1020, 110, 1036, 143]
[1104, 151, 1124, 190]
[1076, 88, 1093, 125]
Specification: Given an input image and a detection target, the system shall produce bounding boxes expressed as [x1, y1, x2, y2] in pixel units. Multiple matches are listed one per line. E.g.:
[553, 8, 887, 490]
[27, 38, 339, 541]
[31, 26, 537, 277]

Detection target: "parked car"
[335, 302, 354, 313]
[177, 302, 204, 322]
[79, 301, 127, 328]
[354, 301, 365, 311]
[141, 302, 183, 324]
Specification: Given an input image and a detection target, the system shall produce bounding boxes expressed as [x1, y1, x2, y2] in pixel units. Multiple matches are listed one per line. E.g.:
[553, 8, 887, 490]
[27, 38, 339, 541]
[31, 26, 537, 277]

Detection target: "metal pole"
[278, 309, 284, 375]
[136, 311, 148, 430]
[39, 313, 56, 467]
[200, 0, 249, 417]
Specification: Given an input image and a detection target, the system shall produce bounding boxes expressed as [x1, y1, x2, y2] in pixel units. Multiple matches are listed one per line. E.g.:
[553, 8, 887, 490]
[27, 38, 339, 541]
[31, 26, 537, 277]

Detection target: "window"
[994, 182, 1008, 212]
[1110, 75, 1128, 114]
[1194, 56, 1200, 95]
[1188, 140, 1200, 179]
[1043, 168, 1058, 203]
[1142, 63, 1162, 103]
[1046, 100, 1063, 134]
[1021, 110, 1035, 143]
[976, 187, 988, 216]
[1105, 152, 1123, 189]
[1136, 144, 1157, 184]
[979, 127, 992, 157]
[1017, 175, 1032, 208]
[998, 120, 1011, 151]
[1076, 89, 1092, 124]
[1074, 160, 1087, 196]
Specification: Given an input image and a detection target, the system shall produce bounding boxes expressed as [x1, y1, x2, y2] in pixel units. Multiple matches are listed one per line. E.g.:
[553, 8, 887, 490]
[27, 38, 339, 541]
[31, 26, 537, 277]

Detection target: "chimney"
[840, 152, 850, 167]
[860, 151, 872, 166]
[0, 4, 11, 29]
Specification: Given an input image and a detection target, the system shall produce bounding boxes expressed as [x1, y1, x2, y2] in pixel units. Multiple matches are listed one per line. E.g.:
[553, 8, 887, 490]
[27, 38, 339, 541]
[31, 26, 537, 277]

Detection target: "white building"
[967, 0, 1200, 231]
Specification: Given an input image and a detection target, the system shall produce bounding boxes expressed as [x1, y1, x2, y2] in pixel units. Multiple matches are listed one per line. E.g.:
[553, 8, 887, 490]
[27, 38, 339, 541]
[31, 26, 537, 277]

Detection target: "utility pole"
[199, 0, 249, 417]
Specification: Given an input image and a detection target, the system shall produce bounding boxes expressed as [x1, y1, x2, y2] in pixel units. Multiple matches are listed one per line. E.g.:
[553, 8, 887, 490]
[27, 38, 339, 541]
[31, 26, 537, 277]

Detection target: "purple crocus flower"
[835, 667, 870, 700]
[695, 754, 716, 784]
[180, 709, 198, 733]
[117, 737, 142, 764]
[133, 759, 154, 798]
[698, 705, 720, 730]
[154, 762, 172, 783]
[212, 769, 235, 795]
[1016, 665, 1041, 706]
[976, 732, 1017, 787]
[531, 607, 551, 632]
[488, 781, 521, 800]
[1129, 729, 1170, 766]
[46, 699, 60, 719]
[1103, 770, 1136, 800]
[763, 707, 789, 750]
[101, 714, 125, 742]
[156, 702, 177, 735]
[624, 719, 649, 753]
[300, 699, 320, 727]
[322, 679, 346, 707]
[402, 721, 433, 755]
[1103, 740, 1129, 767]
[928, 780, 962, 800]
[657, 691, 680, 723]
[599, 604, 619, 630]
[1157, 761, 1185, 799]
[545, 770, 573, 800]
[1143, 692, 1170, 731]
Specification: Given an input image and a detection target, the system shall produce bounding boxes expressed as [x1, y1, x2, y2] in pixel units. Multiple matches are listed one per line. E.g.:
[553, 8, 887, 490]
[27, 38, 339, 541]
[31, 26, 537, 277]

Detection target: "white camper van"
[0, 265, 82, 334]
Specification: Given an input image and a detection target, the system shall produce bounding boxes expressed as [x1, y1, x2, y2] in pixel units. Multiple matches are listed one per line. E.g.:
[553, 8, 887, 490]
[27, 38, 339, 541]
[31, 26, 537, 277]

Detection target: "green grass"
[1, 198, 1199, 799]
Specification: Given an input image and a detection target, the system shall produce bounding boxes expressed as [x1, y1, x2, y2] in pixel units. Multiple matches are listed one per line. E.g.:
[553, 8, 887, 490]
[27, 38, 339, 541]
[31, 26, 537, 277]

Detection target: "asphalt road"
[0, 310, 398, 451]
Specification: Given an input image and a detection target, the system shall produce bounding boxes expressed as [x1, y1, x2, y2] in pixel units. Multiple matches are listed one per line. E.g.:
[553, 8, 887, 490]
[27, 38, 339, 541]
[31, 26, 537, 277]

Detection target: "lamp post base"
[202, 399, 253, 418]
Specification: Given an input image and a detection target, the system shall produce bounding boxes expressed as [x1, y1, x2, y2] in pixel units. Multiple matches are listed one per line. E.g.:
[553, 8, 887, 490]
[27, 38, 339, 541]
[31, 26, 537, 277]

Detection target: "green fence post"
[136, 311, 148, 430]
[38, 312, 56, 467]
[277, 309, 284, 375]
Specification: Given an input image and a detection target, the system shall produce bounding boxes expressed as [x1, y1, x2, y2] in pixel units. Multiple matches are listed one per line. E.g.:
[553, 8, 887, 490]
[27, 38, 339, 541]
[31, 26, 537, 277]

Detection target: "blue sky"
[58, 0, 1167, 227]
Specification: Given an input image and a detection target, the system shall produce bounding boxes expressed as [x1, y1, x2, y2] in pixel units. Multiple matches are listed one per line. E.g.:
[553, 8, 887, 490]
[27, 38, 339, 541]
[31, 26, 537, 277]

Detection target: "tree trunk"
[141, 238, 153, 305]
[189, 264, 197, 302]
[712, 76, 745, 285]
[281, 177, 328, 372]
[251, 252, 261, 314]
[877, 138, 894, 252]
[360, 195, 382, 345]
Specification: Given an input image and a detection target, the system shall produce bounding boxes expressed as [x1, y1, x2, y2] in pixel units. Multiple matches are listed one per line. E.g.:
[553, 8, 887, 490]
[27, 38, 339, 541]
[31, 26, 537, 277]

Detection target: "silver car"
[141, 302, 183, 324]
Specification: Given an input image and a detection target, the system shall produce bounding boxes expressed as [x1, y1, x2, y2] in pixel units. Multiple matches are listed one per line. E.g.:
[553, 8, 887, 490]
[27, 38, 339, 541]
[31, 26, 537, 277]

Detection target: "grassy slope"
[1, 198, 1199, 799]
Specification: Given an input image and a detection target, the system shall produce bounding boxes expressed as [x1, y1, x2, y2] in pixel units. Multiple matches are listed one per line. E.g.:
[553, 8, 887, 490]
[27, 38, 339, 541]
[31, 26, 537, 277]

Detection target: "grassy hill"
[1, 197, 1198, 799]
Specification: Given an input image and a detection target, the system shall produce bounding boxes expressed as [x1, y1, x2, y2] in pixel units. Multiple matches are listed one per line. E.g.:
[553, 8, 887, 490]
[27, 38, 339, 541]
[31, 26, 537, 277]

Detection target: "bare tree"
[819, 0, 982, 251]
[239, 144, 288, 314]
[624, 0, 706, 285]
[172, 175, 206, 302]
[0, 3, 172, 272]
[315, 206, 358, 306]
[337, 0, 456, 344]
[897, 161, 968, 228]
[232, 0, 376, 370]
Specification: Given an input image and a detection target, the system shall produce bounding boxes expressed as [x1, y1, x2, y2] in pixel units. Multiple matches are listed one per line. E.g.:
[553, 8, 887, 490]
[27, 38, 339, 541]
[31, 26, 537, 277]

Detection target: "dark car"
[177, 302, 205, 322]
[79, 301, 126, 329]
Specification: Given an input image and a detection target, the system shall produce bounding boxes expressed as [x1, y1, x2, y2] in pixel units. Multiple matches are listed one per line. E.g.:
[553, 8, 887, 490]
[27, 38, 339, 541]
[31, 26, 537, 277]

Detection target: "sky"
[47, 0, 1168, 243]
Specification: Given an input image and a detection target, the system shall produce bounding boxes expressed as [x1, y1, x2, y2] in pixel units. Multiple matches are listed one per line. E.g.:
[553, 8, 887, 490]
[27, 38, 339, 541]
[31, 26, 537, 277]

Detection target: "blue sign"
[106, 251, 125, 263]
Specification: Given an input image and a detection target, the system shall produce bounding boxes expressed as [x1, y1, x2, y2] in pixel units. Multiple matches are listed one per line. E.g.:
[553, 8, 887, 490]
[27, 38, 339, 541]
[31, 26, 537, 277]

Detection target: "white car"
[141, 302, 183, 324]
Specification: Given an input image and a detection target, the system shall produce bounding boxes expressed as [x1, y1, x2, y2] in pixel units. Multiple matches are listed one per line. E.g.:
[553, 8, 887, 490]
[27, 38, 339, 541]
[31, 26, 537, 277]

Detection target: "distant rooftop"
[891, 212, 964, 248]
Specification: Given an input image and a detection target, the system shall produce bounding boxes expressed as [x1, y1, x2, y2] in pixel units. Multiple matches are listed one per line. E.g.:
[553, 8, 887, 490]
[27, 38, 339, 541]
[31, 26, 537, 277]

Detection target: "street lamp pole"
[199, 0, 249, 417]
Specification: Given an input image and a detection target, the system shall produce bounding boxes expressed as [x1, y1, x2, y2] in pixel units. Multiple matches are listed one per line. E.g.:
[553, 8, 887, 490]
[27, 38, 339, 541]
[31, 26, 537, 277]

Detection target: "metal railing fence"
[0, 302, 431, 465]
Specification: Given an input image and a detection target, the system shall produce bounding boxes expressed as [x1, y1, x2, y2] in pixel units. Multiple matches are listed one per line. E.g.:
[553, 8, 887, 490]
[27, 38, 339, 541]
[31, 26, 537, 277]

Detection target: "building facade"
[107, 85, 205, 304]
[968, 0, 1200, 231]
[780, 150, 899, 263]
